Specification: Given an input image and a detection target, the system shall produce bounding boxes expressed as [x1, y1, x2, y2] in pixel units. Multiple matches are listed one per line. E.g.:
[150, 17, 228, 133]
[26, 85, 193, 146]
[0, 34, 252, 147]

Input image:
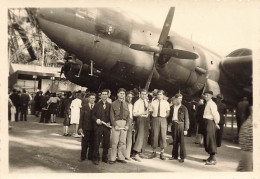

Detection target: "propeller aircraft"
[36, 7, 252, 107]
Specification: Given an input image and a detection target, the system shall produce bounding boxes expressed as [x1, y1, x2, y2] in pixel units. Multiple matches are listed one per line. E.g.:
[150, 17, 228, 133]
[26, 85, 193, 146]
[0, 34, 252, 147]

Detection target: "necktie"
[143, 100, 147, 111]
[91, 104, 93, 110]
[103, 102, 106, 109]
[157, 100, 161, 117]
[120, 101, 124, 119]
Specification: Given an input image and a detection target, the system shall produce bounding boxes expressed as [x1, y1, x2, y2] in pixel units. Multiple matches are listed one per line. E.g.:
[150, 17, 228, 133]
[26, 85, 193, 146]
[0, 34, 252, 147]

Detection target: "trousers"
[93, 125, 110, 161]
[125, 125, 133, 159]
[203, 119, 217, 154]
[81, 130, 94, 160]
[151, 117, 167, 149]
[110, 120, 127, 161]
[133, 116, 150, 152]
[171, 122, 186, 159]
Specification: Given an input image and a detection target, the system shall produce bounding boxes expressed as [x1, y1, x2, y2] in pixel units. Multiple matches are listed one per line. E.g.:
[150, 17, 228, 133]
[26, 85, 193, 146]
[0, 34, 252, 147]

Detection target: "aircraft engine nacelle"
[156, 58, 206, 95]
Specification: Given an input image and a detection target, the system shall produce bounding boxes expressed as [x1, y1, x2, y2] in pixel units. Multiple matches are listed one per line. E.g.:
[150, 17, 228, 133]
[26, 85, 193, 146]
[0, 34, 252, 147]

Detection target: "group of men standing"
[9, 89, 31, 122]
[77, 87, 223, 166]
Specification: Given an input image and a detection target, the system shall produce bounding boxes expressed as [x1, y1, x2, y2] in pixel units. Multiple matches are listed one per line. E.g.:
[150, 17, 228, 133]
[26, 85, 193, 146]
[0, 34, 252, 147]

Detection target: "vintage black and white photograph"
[2, 0, 259, 177]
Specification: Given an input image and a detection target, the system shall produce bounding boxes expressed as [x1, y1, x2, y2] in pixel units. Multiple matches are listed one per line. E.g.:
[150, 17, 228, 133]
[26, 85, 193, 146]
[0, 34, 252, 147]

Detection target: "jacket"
[92, 100, 111, 125]
[110, 99, 130, 127]
[79, 103, 95, 131]
[168, 104, 189, 131]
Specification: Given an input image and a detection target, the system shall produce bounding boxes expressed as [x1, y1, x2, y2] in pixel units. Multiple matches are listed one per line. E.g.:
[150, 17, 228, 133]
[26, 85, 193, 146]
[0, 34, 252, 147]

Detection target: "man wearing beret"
[110, 88, 131, 164]
[168, 93, 189, 163]
[203, 91, 220, 165]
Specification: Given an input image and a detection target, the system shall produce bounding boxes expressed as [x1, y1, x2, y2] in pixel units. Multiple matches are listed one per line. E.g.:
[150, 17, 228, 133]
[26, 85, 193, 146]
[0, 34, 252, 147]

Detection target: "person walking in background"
[63, 92, 73, 136]
[70, 91, 82, 138]
[9, 89, 20, 122]
[236, 97, 249, 135]
[20, 89, 30, 121]
[125, 91, 134, 161]
[202, 91, 220, 165]
[132, 89, 150, 162]
[92, 89, 111, 165]
[168, 94, 189, 163]
[149, 90, 170, 160]
[34, 91, 43, 117]
[195, 98, 205, 145]
[215, 94, 227, 147]
[78, 93, 96, 162]
[40, 91, 51, 123]
[48, 92, 60, 123]
[110, 88, 130, 164]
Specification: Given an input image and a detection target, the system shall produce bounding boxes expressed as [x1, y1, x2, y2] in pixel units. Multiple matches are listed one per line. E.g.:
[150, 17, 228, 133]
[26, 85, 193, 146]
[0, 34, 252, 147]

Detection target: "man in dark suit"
[167, 93, 189, 163]
[92, 89, 111, 165]
[20, 89, 30, 121]
[78, 93, 96, 162]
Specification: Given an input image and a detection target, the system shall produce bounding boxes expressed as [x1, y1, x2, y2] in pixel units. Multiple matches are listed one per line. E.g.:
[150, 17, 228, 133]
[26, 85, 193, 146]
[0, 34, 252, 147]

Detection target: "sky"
[121, 0, 259, 57]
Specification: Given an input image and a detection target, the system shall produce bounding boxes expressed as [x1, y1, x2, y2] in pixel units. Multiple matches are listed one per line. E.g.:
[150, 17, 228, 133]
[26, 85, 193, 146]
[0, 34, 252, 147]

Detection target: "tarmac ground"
[9, 114, 241, 173]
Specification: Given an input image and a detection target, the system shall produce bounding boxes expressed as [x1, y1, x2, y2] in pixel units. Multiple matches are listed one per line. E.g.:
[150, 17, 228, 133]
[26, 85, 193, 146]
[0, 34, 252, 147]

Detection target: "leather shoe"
[148, 152, 157, 159]
[179, 159, 184, 163]
[203, 156, 211, 162]
[109, 160, 116, 164]
[205, 160, 216, 165]
[93, 161, 99, 165]
[160, 153, 166, 160]
[169, 157, 178, 160]
[132, 155, 142, 162]
[117, 160, 127, 164]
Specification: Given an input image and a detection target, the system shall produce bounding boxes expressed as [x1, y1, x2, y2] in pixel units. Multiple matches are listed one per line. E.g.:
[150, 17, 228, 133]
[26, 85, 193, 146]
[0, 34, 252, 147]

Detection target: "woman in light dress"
[70, 92, 82, 137]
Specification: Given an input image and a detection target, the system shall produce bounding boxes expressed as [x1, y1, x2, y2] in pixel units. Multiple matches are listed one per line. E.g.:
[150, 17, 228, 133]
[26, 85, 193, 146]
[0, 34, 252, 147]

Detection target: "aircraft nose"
[36, 8, 75, 27]
[36, 8, 54, 20]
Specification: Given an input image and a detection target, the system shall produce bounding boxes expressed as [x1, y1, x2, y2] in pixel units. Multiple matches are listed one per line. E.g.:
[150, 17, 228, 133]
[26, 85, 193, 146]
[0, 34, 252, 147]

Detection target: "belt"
[204, 118, 213, 120]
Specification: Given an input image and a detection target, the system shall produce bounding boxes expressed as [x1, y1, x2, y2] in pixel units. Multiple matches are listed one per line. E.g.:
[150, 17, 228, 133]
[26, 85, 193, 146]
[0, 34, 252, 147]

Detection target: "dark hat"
[204, 90, 213, 95]
[216, 94, 224, 100]
[117, 88, 126, 93]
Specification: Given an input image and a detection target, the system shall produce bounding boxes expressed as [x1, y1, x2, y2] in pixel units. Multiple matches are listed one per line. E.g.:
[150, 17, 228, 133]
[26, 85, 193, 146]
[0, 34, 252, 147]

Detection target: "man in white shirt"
[148, 90, 170, 160]
[132, 89, 150, 161]
[202, 91, 220, 165]
[125, 91, 134, 160]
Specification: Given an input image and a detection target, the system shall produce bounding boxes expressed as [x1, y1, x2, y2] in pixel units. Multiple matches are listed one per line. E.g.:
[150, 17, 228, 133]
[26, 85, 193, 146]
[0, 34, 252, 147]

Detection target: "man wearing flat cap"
[202, 90, 220, 165]
[110, 88, 131, 164]
[168, 93, 189, 163]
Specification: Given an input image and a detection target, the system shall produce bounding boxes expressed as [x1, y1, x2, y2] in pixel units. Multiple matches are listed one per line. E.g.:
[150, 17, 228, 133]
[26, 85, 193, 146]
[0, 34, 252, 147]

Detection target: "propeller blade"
[161, 48, 198, 59]
[158, 7, 175, 45]
[129, 44, 160, 53]
[145, 55, 159, 90]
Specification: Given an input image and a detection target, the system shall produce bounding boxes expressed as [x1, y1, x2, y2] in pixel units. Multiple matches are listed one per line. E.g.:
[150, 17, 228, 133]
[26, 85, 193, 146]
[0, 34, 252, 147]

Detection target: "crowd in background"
[8, 87, 252, 171]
